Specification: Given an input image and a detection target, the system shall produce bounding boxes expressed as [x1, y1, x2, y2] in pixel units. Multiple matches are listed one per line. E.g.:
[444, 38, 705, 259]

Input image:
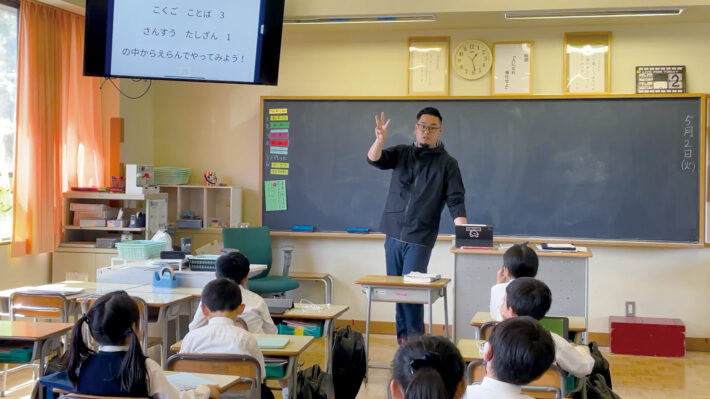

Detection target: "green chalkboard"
[261, 95, 704, 244]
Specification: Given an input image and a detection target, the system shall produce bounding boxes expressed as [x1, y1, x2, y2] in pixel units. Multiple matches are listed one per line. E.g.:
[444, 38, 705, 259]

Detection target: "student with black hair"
[490, 243, 539, 321]
[67, 291, 220, 398]
[180, 278, 273, 399]
[500, 277, 595, 378]
[189, 251, 277, 334]
[463, 316, 556, 399]
[390, 335, 466, 399]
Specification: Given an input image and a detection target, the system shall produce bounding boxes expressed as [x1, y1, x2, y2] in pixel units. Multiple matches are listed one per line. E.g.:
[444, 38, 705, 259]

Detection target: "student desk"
[164, 371, 245, 392]
[470, 312, 588, 342]
[171, 334, 314, 399]
[271, 303, 349, 372]
[0, 320, 73, 395]
[355, 275, 450, 380]
[451, 246, 591, 341]
[96, 262, 268, 286]
[457, 339, 486, 362]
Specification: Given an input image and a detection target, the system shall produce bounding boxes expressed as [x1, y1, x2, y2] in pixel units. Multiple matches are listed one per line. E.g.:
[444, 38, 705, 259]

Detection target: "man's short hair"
[201, 278, 242, 312]
[216, 252, 251, 283]
[417, 107, 443, 123]
[489, 316, 556, 385]
[505, 277, 552, 320]
[503, 243, 539, 278]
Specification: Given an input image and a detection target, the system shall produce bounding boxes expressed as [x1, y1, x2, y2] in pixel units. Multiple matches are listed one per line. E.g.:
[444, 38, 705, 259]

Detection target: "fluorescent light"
[505, 8, 683, 20]
[284, 14, 436, 25]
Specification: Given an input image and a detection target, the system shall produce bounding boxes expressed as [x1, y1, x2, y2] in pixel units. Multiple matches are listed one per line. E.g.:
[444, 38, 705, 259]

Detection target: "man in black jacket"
[367, 107, 467, 341]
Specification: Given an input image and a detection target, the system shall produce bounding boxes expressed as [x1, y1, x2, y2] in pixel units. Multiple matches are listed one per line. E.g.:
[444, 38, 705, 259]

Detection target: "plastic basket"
[155, 167, 191, 185]
[115, 240, 165, 260]
[278, 321, 323, 337]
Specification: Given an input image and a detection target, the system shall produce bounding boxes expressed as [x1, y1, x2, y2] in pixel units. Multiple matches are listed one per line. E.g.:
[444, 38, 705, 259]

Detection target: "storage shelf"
[62, 192, 162, 200]
[63, 226, 145, 232]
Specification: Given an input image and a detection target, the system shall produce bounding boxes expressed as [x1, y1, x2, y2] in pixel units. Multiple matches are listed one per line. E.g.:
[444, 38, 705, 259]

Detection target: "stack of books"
[403, 272, 441, 283]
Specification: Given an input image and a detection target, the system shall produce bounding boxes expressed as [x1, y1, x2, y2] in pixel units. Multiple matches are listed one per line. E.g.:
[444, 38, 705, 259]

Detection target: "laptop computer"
[455, 224, 494, 248]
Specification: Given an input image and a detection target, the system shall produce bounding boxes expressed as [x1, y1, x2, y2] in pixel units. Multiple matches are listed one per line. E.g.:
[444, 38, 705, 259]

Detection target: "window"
[0, 1, 18, 242]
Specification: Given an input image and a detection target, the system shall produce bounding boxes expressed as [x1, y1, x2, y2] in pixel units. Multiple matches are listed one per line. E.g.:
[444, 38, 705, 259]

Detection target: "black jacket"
[368, 143, 466, 247]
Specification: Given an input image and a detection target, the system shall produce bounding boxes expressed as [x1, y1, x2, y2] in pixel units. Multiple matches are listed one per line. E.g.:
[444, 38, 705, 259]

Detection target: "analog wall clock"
[453, 39, 493, 80]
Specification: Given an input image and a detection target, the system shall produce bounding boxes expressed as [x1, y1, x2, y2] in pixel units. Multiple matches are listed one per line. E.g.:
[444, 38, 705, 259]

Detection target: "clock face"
[453, 40, 493, 80]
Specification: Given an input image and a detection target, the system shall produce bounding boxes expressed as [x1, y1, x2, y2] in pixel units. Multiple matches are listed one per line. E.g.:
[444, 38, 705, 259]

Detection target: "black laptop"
[455, 224, 494, 248]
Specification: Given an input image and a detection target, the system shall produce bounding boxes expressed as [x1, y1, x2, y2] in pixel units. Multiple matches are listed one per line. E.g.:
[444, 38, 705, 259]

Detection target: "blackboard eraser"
[346, 227, 370, 233]
[291, 225, 314, 232]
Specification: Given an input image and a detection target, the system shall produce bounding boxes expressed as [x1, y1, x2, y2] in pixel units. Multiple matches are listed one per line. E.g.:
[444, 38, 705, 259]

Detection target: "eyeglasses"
[416, 123, 441, 132]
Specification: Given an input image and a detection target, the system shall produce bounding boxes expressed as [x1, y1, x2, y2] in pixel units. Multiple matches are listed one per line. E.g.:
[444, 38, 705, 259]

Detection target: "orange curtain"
[12, 0, 103, 257]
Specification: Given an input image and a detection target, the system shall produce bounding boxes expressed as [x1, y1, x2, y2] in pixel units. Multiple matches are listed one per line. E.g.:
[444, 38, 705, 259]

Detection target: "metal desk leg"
[326, 275, 334, 305]
[323, 318, 333, 372]
[428, 289, 433, 335]
[364, 286, 372, 382]
[160, 307, 168, 369]
[443, 288, 449, 339]
[289, 355, 298, 399]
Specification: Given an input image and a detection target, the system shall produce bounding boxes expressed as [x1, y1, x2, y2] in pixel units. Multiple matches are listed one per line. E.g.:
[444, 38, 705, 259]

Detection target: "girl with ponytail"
[66, 291, 220, 398]
[390, 335, 466, 399]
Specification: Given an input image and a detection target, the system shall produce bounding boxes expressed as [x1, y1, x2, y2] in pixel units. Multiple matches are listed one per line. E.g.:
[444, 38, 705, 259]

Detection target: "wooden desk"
[354, 275, 451, 380]
[452, 246, 591, 341]
[123, 291, 193, 368]
[457, 339, 486, 362]
[470, 311, 587, 339]
[171, 334, 314, 399]
[0, 320, 73, 395]
[164, 371, 243, 391]
[271, 303, 348, 372]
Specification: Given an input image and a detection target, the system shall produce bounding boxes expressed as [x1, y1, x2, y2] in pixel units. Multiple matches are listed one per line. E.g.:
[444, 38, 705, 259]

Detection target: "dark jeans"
[384, 235, 433, 340]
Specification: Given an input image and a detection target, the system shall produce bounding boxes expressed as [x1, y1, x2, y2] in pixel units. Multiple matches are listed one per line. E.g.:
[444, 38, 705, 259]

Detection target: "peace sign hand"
[374, 112, 391, 143]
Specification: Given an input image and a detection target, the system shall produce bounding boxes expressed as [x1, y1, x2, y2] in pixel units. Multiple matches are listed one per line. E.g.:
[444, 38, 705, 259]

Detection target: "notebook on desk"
[455, 224, 494, 248]
[257, 337, 290, 349]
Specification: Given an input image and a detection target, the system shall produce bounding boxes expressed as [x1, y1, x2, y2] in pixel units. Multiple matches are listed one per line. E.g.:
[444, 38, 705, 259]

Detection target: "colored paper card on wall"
[270, 122, 289, 129]
[270, 115, 288, 121]
[264, 180, 287, 211]
[268, 108, 288, 114]
[270, 129, 288, 133]
[270, 146, 288, 155]
[269, 132, 289, 139]
[270, 140, 289, 147]
[270, 169, 289, 175]
[272, 162, 289, 169]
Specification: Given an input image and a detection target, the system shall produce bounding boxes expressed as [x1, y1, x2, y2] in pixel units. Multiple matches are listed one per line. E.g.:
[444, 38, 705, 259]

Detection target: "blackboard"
[261, 96, 705, 244]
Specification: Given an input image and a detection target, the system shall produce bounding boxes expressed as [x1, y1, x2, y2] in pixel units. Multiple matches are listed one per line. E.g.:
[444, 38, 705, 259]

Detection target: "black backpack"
[331, 326, 367, 399]
[297, 364, 333, 399]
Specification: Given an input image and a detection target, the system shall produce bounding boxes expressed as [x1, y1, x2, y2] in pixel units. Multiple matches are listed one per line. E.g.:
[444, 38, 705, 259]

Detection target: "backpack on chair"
[331, 326, 367, 399]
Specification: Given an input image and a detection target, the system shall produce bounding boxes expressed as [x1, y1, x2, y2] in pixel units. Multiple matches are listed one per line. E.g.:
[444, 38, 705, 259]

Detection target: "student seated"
[180, 278, 273, 399]
[390, 335, 466, 399]
[189, 252, 278, 334]
[463, 316, 556, 399]
[67, 291, 220, 398]
[500, 277, 595, 378]
[490, 243, 539, 321]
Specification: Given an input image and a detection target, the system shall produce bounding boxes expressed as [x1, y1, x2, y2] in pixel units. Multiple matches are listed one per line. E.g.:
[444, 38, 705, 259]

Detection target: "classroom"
[2, 0, 710, 398]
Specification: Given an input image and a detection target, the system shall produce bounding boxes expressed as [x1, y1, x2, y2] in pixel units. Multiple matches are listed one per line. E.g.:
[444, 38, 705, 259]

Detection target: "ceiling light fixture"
[505, 8, 683, 20]
[284, 14, 436, 25]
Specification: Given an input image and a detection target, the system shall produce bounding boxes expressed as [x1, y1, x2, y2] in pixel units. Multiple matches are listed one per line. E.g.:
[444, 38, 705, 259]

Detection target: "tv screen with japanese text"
[84, 0, 285, 85]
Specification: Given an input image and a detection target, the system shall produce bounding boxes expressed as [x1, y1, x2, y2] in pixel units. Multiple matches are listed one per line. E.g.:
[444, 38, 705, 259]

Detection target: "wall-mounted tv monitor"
[84, 0, 285, 85]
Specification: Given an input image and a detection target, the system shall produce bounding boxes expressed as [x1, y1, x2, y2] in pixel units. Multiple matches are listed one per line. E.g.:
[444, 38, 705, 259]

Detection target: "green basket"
[115, 240, 165, 260]
[0, 346, 33, 363]
[278, 321, 323, 337]
[265, 361, 287, 379]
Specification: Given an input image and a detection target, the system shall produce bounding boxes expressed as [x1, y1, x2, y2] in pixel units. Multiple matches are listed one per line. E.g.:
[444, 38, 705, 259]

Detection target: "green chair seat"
[247, 276, 300, 294]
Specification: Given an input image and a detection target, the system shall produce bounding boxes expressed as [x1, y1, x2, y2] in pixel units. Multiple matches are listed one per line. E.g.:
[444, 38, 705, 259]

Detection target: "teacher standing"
[367, 107, 467, 342]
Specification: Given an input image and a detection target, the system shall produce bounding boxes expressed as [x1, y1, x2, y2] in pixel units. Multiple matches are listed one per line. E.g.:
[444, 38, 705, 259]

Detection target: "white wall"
[128, 21, 710, 336]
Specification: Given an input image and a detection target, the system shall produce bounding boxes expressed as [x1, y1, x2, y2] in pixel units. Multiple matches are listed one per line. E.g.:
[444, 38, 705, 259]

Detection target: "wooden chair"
[2, 292, 70, 395]
[467, 359, 566, 398]
[479, 320, 498, 340]
[83, 295, 162, 356]
[166, 353, 261, 398]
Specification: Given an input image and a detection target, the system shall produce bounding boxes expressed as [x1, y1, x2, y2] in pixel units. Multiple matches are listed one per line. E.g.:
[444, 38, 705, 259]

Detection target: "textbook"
[256, 337, 290, 349]
[403, 272, 441, 283]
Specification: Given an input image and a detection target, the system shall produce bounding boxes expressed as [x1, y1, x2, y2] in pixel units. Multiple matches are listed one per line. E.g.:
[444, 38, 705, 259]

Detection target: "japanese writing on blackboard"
[680, 115, 696, 173]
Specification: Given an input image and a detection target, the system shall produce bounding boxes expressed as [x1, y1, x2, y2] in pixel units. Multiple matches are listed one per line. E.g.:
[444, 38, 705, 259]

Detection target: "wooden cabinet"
[158, 185, 241, 228]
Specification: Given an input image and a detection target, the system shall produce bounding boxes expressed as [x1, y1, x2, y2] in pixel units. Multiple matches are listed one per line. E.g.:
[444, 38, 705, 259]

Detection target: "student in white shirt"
[463, 317, 556, 399]
[490, 243, 539, 321]
[180, 278, 273, 399]
[189, 252, 278, 334]
[499, 277, 595, 378]
[67, 291, 220, 399]
[390, 335, 466, 399]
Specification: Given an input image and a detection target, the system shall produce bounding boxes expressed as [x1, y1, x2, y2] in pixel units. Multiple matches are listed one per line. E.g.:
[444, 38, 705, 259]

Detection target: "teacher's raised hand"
[374, 111, 391, 143]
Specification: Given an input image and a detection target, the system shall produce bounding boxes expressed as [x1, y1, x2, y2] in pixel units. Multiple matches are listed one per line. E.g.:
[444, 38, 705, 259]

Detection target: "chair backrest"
[83, 295, 150, 351]
[480, 320, 498, 340]
[166, 353, 261, 396]
[467, 359, 565, 399]
[222, 226, 272, 279]
[9, 292, 69, 322]
[539, 317, 569, 339]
